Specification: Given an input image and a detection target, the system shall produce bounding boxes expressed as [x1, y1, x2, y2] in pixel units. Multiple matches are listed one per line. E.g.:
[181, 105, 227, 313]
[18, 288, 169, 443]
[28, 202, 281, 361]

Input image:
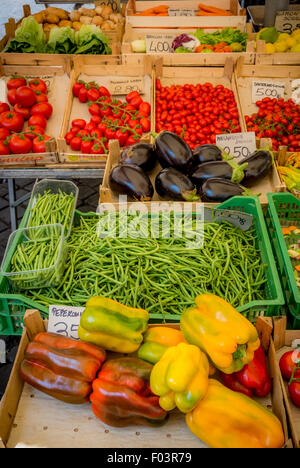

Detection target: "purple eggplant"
[201, 178, 249, 203]
[109, 164, 154, 201]
[191, 145, 223, 168]
[240, 150, 273, 186]
[191, 159, 247, 190]
[121, 143, 157, 173]
[155, 168, 199, 201]
[154, 131, 193, 173]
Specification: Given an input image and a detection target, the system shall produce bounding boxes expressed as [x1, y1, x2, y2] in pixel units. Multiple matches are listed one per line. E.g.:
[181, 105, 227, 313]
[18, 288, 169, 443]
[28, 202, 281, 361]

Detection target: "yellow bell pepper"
[180, 294, 260, 374]
[186, 380, 285, 448]
[150, 342, 209, 413]
[78, 296, 149, 354]
[138, 326, 187, 364]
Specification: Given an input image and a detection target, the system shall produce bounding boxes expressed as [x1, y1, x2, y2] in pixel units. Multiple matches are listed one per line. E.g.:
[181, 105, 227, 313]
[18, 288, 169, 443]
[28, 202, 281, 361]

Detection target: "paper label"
[0, 340, 5, 364]
[216, 132, 257, 160]
[168, 8, 198, 16]
[109, 77, 144, 95]
[48, 305, 84, 339]
[96, 0, 120, 12]
[146, 34, 176, 54]
[252, 79, 285, 103]
[275, 10, 300, 34]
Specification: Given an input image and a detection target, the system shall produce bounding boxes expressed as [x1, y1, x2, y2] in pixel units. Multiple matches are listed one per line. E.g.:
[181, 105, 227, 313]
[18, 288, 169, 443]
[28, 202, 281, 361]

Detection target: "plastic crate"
[266, 192, 300, 329]
[0, 196, 284, 335]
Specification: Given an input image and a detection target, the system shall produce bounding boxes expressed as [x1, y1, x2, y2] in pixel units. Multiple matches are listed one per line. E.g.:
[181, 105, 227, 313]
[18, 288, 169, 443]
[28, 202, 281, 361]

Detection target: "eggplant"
[240, 150, 273, 186]
[109, 164, 154, 201]
[191, 161, 233, 189]
[191, 145, 223, 168]
[155, 168, 199, 202]
[154, 131, 193, 173]
[121, 143, 157, 173]
[201, 178, 246, 203]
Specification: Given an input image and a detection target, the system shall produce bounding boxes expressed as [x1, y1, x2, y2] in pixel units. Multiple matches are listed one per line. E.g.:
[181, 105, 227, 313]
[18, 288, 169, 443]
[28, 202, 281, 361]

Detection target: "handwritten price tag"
[275, 10, 300, 34]
[146, 34, 176, 54]
[216, 132, 256, 160]
[109, 77, 144, 95]
[97, 0, 120, 12]
[48, 305, 84, 339]
[168, 8, 198, 16]
[252, 80, 285, 103]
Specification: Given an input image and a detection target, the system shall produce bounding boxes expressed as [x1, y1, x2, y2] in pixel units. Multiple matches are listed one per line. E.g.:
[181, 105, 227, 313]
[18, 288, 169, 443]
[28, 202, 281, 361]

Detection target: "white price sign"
[252, 80, 285, 103]
[48, 305, 84, 339]
[146, 34, 176, 54]
[168, 8, 198, 16]
[275, 10, 300, 34]
[216, 132, 256, 160]
[109, 77, 144, 95]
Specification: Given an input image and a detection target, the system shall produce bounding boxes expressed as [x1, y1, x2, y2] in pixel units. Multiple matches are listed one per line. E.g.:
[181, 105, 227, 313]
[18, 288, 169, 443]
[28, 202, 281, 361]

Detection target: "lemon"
[274, 41, 289, 53]
[292, 29, 300, 40]
[278, 33, 291, 42]
[286, 37, 297, 49]
[265, 43, 276, 54]
[290, 43, 300, 53]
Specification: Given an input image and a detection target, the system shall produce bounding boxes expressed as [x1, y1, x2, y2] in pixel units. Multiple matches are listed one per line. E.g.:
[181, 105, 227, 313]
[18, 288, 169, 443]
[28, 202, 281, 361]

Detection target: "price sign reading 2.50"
[223, 146, 251, 159]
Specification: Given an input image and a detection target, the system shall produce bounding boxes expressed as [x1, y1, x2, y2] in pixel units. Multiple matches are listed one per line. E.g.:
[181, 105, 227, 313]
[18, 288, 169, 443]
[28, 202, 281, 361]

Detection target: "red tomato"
[85, 123, 96, 134]
[139, 102, 151, 117]
[91, 143, 104, 154]
[72, 119, 86, 129]
[35, 93, 48, 104]
[7, 77, 27, 90]
[126, 135, 140, 146]
[90, 115, 102, 126]
[15, 86, 37, 108]
[115, 128, 128, 147]
[70, 136, 82, 151]
[130, 96, 143, 109]
[78, 87, 88, 103]
[9, 134, 32, 154]
[98, 86, 110, 97]
[24, 125, 45, 140]
[29, 79, 47, 94]
[105, 127, 116, 140]
[0, 111, 24, 133]
[31, 102, 53, 120]
[0, 102, 10, 114]
[70, 126, 81, 135]
[289, 382, 300, 408]
[73, 81, 85, 97]
[90, 129, 103, 141]
[28, 114, 47, 130]
[126, 91, 140, 103]
[0, 128, 10, 140]
[0, 140, 10, 155]
[77, 129, 90, 139]
[7, 89, 17, 106]
[89, 103, 101, 116]
[65, 131, 75, 145]
[32, 135, 51, 153]
[14, 104, 30, 121]
[140, 117, 151, 133]
[81, 140, 93, 154]
[87, 88, 100, 102]
[279, 350, 300, 381]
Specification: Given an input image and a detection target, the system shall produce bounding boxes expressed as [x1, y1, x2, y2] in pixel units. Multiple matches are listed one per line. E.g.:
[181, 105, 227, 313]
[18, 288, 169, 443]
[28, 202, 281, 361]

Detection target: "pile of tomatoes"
[65, 80, 151, 155]
[0, 77, 53, 155]
[279, 349, 300, 408]
[155, 79, 241, 150]
[246, 97, 300, 153]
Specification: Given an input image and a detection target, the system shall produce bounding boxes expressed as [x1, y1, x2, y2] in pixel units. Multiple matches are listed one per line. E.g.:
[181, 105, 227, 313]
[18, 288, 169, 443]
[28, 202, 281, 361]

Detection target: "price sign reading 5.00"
[252, 80, 285, 103]
[146, 34, 176, 54]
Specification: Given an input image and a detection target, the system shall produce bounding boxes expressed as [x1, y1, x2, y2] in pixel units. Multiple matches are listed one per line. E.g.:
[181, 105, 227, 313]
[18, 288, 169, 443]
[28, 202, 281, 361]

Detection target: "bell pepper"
[186, 380, 285, 449]
[138, 326, 187, 364]
[78, 296, 149, 353]
[150, 342, 210, 413]
[20, 332, 106, 404]
[90, 357, 168, 427]
[180, 294, 260, 374]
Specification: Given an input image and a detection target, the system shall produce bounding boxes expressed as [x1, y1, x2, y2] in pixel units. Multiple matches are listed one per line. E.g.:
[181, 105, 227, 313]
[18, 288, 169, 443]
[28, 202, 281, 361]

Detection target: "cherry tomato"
[0, 140, 10, 155]
[15, 86, 37, 108]
[70, 126, 81, 135]
[35, 93, 48, 104]
[126, 91, 140, 103]
[115, 128, 128, 147]
[77, 129, 90, 139]
[289, 382, 300, 408]
[78, 87, 88, 103]
[0, 111, 24, 133]
[85, 123, 96, 134]
[130, 96, 143, 109]
[29, 79, 47, 94]
[105, 127, 116, 140]
[7, 77, 27, 90]
[0, 102, 10, 114]
[91, 143, 104, 154]
[126, 135, 140, 146]
[89, 103, 101, 116]
[24, 125, 45, 140]
[30, 102, 53, 120]
[28, 114, 47, 130]
[81, 139, 93, 154]
[70, 136, 82, 151]
[87, 88, 100, 102]
[140, 117, 151, 133]
[139, 102, 151, 117]
[98, 86, 110, 97]
[279, 350, 300, 381]
[9, 134, 32, 154]
[14, 104, 30, 121]
[90, 115, 102, 126]
[73, 82, 85, 97]
[32, 135, 51, 153]
[72, 119, 86, 129]
[90, 129, 103, 141]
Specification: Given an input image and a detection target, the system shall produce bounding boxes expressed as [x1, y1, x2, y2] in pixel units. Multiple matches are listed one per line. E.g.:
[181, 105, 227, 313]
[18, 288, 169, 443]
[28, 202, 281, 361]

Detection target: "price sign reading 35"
[48, 305, 84, 339]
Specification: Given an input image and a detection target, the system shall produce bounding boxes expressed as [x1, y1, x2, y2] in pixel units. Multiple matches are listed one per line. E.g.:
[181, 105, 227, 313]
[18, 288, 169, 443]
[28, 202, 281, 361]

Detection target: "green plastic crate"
[266, 192, 300, 329]
[0, 196, 285, 335]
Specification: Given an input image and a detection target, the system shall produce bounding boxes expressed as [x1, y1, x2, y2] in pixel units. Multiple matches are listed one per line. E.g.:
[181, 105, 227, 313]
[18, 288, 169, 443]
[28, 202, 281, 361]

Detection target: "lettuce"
[74, 25, 112, 55]
[193, 28, 248, 50]
[4, 16, 46, 54]
[47, 26, 76, 54]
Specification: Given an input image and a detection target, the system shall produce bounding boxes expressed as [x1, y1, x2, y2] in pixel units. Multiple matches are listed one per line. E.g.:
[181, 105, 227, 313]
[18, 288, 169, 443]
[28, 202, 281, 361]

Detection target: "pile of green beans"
[29, 190, 75, 236]
[26, 212, 268, 318]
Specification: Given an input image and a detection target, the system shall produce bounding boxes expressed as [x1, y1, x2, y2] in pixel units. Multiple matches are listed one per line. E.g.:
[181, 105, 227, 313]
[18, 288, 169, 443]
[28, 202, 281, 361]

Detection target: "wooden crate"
[125, 0, 246, 30]
[122, 23, 256, 67]
[256, 39, 300, 67]
[57, 55, 154, 166]
[0, 2, 124, 66]
[272, 316, 300, 449]
[0, 310, 294, 448]
[0, 62, 71, 168]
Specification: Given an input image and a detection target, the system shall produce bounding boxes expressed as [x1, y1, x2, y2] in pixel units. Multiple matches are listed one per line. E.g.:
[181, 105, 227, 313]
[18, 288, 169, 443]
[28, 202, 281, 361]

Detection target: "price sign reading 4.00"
[146, 34, 176, 54]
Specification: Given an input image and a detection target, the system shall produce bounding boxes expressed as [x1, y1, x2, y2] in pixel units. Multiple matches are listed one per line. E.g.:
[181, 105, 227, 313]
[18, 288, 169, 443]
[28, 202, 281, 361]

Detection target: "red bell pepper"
[221, 345, 272, 398]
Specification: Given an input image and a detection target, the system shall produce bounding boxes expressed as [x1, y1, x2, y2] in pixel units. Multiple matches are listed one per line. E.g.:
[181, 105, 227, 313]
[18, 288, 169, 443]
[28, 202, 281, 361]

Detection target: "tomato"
[65, 131, 75, 145]
[0, 102, 10, 114]
[84, 123, 96, 134]
[29, 79, 47, 94]
[70, 126, 81, 135]
[140, 117, 151, 133]
[7, 89, 17, 106]
[100, 106, 112, 118]
[28, 114, 47, 130]
[115, 128, 128, 146]
[130, 96, 143, 109]
[139, 102, 151, 117]
[15, 86, 37, 108]
[35, 93, 48, 104]
[91, 143, 104, 154]
[126, 91, 140, 103]
[126, 135, 140, 146]
[0, 128, 10, 140]
[72, 119, 86, 129]
[81, 140, 93, 154]
[73, 82, 85, 97]
[14, 104, 30, 121]
[32, 135, 51, 153]
[279, 350, 300, 381]
[90, 129, 103, 141]
[105, 127, 116, 140]
[89, 103, 101, 116]
[9, 134, 32, 154]
[0, 140, 10, 155]
[77, 129, 90, 139]
[87, 88, 100, 102]
[78, 87, 88, 103]
[0, 111, 24, 133]
[70, 136, 82, 151]
[90, 115, 102, 127]
[30, 102, 53, 120]
[24, 125, 45, 140]
[98, 86, 110, 98]
[289, 382, 300, 408]
[7, 77, 27, 90]
[98, 122, 107, 133]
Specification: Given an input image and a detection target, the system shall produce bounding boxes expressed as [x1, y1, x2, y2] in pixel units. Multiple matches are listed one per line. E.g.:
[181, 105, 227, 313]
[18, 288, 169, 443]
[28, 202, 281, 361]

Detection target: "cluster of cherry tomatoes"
[246, 97, 300, 153]
[279, 349, 300, 408]
[65, 80, 151, 155]
[155, 79, 241, 150]
[0, 77, 53, 155]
